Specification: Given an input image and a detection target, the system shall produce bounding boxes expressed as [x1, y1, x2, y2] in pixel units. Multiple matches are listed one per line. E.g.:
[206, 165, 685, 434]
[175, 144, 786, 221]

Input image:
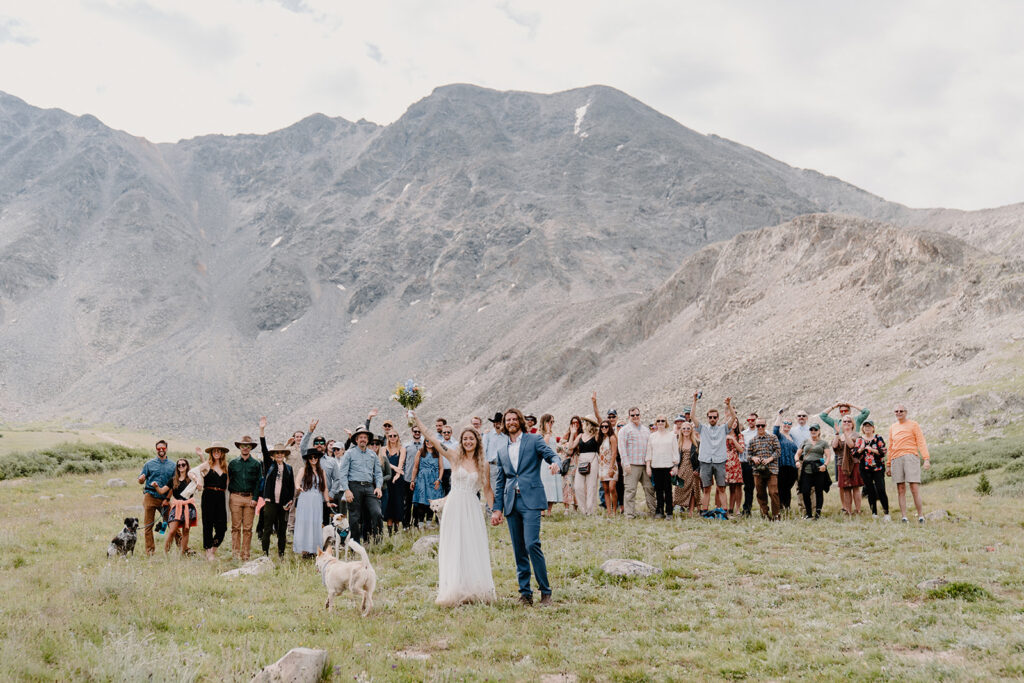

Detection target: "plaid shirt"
[617, 422, 650, 466]
[747, 433, 781, 475]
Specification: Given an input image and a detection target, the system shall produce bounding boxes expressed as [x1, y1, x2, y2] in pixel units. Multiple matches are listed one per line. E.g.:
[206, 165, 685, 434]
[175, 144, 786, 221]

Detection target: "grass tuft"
[926, 581, 992, 602]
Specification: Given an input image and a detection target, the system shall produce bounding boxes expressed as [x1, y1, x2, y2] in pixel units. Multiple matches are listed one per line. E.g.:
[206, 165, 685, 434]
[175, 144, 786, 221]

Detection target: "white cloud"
[0, 0, 1021, 209]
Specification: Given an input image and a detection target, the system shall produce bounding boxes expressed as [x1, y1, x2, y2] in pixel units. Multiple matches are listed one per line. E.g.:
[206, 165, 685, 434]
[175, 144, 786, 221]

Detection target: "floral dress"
[598, 438, 617, 482]
[725, 433, 744, 485]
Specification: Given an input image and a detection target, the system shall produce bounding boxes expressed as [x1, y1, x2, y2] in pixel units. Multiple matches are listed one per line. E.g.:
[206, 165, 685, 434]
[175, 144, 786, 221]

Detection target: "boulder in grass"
[251, 647, 327, 683]
[600, 559, 661, 577]
[221, 556, 273, 578]
[924, 509, 949, 521]
[917, 578, 949, 591]
[672, 543, 697, 554]
[107, 478, 127, 487]
[413, 535, 440, 556]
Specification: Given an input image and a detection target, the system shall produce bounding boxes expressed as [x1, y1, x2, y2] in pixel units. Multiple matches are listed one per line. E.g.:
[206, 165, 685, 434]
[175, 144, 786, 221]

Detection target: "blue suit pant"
[505, 496, 550, 597]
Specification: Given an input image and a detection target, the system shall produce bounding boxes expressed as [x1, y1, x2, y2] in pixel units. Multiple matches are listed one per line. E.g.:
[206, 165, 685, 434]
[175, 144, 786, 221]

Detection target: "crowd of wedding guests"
[136, 392, 931, 559]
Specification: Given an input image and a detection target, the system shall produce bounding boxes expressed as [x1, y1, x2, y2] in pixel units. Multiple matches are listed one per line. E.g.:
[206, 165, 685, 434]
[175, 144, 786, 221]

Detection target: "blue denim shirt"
[141, 457, 177, 499]
[338, 446, 383, 490]
[773, 426, 799, 468]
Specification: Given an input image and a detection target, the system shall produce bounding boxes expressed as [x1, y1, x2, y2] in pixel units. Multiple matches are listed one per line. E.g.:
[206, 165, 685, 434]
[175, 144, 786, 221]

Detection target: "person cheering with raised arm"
[338, 424, 384, 543]
[691, 393, 738, 514]
[490, 408, 562, 607]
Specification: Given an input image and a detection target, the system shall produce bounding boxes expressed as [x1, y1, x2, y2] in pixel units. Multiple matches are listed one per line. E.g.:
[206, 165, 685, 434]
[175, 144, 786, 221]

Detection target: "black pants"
[777, 465, 798, 510]
[441, 469, 452, 496]
[412, 503, 434, 527]
[402, 480, 415, 528]
[799, 470, 825, 517]
[741, 462, 755, 513]
[652, 467, 673, 516]
[615, 456, 625, 510]
[261, 501, 288, 556]
[862, 467, 889, 514]
[201, 491, 227, 550]
[348, 482, 382, 543]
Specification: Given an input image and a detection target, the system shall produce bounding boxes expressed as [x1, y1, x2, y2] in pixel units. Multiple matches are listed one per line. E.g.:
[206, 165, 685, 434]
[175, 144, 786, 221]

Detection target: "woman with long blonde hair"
[412, 413, 496, 606]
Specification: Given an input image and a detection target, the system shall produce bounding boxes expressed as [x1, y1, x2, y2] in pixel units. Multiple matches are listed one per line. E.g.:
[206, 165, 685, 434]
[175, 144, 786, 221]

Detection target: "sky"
[1, 0, 1022, 211]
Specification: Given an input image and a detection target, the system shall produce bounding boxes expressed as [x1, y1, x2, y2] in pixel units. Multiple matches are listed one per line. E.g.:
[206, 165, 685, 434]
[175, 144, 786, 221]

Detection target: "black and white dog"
[108, 517, 139, 557]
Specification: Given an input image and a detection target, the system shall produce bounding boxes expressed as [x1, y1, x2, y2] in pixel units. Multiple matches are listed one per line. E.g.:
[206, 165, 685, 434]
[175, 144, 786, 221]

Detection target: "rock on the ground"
[92, 494, 109, 499]
[395, 650, 430, 661]
[672, 543, 697, 554]
[107, 478, 127, 487]
[600, 559, 661, 577]
[84, 479, 94, 484]
[413, 535, 440, 556]
[221, 556, 273, 578]
[924, 509, 949, 521]
[918, 578, 949, 591]
[251, 647, 327, 683]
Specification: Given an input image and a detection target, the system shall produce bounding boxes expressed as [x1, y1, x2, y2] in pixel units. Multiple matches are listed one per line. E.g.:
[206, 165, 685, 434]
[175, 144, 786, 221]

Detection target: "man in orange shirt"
[886, 405, 931, 523]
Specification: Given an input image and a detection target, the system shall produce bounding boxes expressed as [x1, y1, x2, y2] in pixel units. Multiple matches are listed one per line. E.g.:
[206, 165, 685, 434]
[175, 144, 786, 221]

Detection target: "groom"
[490, 408, 562, 606]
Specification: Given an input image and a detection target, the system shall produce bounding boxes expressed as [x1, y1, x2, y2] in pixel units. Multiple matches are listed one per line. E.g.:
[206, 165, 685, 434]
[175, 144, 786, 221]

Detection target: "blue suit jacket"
[493, 432, 561, 513]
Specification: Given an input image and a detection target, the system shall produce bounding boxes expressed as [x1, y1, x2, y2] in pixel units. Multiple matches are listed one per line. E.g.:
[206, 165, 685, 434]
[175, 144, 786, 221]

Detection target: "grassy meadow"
[1, 444, 1023, 681]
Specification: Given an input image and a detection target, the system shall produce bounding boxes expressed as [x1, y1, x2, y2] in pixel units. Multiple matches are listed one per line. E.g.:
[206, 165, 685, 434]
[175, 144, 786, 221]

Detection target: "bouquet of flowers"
[391, 379, 425, 425]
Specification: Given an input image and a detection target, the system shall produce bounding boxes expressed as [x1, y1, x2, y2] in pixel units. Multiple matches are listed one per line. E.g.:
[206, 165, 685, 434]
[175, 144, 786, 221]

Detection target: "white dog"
[321, 513, 351, 559]
[315, 538, 376, 616]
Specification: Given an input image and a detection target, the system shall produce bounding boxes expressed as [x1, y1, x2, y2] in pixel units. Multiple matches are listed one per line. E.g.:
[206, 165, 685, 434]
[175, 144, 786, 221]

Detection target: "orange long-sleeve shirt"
[887, 420, 930, 467]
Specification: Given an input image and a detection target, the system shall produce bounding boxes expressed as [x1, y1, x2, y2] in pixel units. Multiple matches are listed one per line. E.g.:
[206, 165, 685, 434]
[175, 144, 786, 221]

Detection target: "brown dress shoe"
[517, 594, 534, 606]
[539, 593, 553, 606]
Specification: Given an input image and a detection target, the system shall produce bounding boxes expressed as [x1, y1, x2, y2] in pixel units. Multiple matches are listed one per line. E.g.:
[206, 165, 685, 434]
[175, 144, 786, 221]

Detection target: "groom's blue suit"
[493, 431, 561, 598]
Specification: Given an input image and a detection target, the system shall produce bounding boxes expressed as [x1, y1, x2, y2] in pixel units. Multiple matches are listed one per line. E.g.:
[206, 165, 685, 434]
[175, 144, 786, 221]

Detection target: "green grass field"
[2, 457, 1022, 681]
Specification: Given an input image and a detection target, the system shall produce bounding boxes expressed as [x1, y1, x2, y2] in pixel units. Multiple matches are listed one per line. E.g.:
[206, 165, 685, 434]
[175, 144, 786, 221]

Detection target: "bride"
[412, 412, 496, 606]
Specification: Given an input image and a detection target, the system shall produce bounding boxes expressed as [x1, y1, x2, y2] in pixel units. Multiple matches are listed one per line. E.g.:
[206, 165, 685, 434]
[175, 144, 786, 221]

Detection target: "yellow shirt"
[887, 420, 929, 467]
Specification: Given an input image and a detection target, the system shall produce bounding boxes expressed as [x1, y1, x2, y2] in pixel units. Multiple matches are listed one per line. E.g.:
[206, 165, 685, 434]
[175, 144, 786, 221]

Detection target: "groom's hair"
[503, 408, 526, 430]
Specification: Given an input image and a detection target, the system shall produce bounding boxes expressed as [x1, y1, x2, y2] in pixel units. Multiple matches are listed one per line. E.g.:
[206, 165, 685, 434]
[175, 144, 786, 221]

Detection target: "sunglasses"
[707, 414, 718, 419]
[177, 463, 188, 468]
[782, 421, 792, 426]
[600, 425, 610, 429]
[656, 420, 667, 424]
[796, 414, 808, 418]
[629, 413, 640, 417]
[894, 410, 906, 414]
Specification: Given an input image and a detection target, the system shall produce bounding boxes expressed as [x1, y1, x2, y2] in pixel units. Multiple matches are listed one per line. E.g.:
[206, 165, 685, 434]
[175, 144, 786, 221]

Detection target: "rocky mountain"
[0, 85, 1020, 439]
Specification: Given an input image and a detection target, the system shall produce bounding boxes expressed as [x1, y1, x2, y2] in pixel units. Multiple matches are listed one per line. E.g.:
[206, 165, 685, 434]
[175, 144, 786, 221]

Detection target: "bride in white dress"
[412, 413, 496, 606]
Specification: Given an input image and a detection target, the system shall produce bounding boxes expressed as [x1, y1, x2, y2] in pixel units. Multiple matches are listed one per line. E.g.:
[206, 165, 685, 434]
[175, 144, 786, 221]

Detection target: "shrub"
[0, 442, 162, 480]
[927, 582, 992, 602]
[976, 472, 993, 495]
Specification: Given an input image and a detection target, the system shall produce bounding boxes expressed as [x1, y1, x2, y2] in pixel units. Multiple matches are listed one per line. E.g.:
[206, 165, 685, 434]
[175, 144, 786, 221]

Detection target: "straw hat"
[266, 442, 291, 455]
[204, 441, 231, 454]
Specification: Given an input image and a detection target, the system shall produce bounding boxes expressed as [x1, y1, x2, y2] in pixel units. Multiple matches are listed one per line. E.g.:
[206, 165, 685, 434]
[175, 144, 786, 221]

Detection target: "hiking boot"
[539, 594, 553, 607]
[517, 594, 534, 607]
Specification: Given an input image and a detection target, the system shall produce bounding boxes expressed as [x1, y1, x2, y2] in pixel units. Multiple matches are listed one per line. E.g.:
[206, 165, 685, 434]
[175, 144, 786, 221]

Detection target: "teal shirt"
[819, 408, 870, 433]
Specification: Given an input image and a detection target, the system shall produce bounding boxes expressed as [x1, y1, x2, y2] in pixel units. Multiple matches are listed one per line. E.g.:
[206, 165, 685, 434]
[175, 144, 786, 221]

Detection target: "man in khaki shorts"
[887, 405, 930, 523]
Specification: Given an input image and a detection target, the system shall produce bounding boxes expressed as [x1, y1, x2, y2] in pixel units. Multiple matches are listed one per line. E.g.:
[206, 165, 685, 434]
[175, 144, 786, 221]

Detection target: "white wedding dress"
[436, 467, 496, 606]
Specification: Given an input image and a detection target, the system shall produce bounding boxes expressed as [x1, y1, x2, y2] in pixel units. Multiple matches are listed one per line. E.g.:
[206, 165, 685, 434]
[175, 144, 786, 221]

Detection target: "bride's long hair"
[455, 426, 492, 505]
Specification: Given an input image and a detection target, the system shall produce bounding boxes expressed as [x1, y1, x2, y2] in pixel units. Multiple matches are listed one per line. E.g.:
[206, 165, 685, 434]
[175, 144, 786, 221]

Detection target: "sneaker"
[901, 517, 909, 523]
[883, 514, 891, 522]
[654, 513, 665, 519]
[918, 516, 925, 524]
[872, 513, 878, 518]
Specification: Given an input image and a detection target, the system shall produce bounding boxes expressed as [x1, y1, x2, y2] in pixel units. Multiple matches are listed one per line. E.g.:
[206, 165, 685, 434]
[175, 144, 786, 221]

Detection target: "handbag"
[559, 456, 573, 476]
[577, 461, 592, 476]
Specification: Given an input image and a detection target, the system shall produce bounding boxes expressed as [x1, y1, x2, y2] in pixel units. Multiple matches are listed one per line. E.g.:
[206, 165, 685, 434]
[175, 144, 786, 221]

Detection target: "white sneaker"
[883, 514, 891, 522]
[872, 513, 878, 518]
[918, 516, 925, 524]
